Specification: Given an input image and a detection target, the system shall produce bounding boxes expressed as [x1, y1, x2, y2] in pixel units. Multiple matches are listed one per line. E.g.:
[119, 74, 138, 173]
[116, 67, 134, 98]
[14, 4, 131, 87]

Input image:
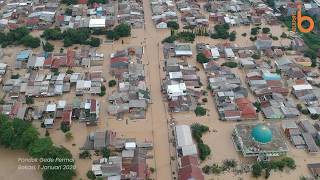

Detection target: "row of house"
[108, 47, 150, 119]
[176, 0, 208, 27]
[162, 45, 202, 112]
[174, 125, 204, 180]
[204, 61, 257, 121]
[150, 0, 178, 29]
[3, 70, 104, 98]
[282, 120, 320, 153]
[0, 0, 59, 30]
[83, 131, 153, 179]
[16, 47, 104, 70]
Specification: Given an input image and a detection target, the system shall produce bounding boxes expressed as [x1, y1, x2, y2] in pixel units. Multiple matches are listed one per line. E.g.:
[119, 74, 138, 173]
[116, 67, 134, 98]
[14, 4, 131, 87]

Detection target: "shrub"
[79, 150, 91, 159]
[26, 96, 34, 105]
[149, 167, 156, 173]
[251, 27, 259, 35]
[229, 31, 236, 41]
[301, 109, 309, 115]
[252, 53, 261, 59]
[11, 74, 20, 79]
[101, 147, 110, 158]
[65, 132, 73, 140]
[202, 165, 211, 174]
[60, 122, 70, 133]
[191, 123, 209, 143]
[280, 32, 288, 38]
[194, 106, 207, 116]
[66, 69, 74, 74]
[42, 42, 54, 52]
[311, 114, 319, 120]
[223, 159, 237, 169]
[86, 170, 96, 180]
[241, 33, 247, 37]
[108, 80, 117, 87]
[250, 36, 257, 41]
[202, 98, 208, 103]
[252, 162, 263, 177]
[221, 62, 238, 68]
[262, 27, 271, 34]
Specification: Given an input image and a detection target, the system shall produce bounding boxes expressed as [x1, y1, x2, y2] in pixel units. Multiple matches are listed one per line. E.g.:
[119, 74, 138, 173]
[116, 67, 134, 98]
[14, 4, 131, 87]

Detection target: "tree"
[198, 143, 211, 161]
[42, 146, 76, 180]
[101, 147, 110, 158]
[114, 23, 131, 37]
[252, 162, 263, 177]
[311, 114, 320, 120]
[27, 138, 53, 158]
[241, 33, 247, 37]
[42, 42, 54, 52]
[45, 129, 50, 137]
[194, 106, 207, 116]
[167, 21, 179, 30]
[281, 157, 296, 169]
[196, 53, 209, 64]
[20, 35, 40, 48]
[251, 27, 259, 35]
[229, 31, 236, 41]
[202, 165, 211, 174]
[61, 0, 77, 5]
[87, 37, 100, 47]
[87, 170, 96, 180]
[221, 62, 238, 68]
[42, 28, 63, 40]
[88, 0, 106, 4]
[266, 0, 275, 8]
[211, 24, 230, 39]
[162, 35, 176, 43]
[26, 96, 34, 105]
[262, 27, 271, 34]
[21, 126, 39, 149]
[108, 80, 117, 87]
[191, 123, 209, 143]
[106, 30, 120, 40]
[253, 101, 261, 112]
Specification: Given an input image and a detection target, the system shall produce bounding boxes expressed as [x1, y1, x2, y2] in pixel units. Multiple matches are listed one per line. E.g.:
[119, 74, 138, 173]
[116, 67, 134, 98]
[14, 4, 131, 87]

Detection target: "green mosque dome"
[251, 124, 272, 144]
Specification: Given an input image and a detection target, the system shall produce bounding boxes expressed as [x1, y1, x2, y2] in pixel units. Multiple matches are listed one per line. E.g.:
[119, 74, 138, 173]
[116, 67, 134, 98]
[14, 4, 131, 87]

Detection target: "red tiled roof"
[26, 18, 39, 25]
[202, 49, 212, 59]
[44, 57, 53, 67]
[66, 49, 75, 67]
[241, 105, 257, 119]
[10, 103, 20, 117]
[235, 97, 251, 110]
[90, 99, 96, 112]
[178, 165, 204, 180]
[224, 110, 241, 117]
[181, 155, 199, 167]
[78, 0, 87, 4]
[266, 80, 282, 87]
[8, 23, 19, 30]
[52, 57, 66, 69]
[271, 87, 289, 95]
[62, 110, 72, 124]
[111, 57, 129, 64]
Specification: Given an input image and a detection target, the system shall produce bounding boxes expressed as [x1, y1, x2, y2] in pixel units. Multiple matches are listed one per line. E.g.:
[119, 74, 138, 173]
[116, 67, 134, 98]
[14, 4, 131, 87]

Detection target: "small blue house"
[16, 50, 32, 61]
[262, 70, 281, 81]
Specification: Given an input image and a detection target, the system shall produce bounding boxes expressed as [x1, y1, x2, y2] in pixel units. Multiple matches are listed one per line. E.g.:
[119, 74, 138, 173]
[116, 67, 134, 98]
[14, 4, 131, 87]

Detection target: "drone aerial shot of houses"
[0, 0, 320, 179]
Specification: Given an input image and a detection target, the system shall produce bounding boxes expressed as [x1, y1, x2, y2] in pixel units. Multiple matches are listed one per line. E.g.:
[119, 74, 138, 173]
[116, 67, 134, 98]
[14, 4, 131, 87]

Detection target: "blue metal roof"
[16, 50, 31, 61]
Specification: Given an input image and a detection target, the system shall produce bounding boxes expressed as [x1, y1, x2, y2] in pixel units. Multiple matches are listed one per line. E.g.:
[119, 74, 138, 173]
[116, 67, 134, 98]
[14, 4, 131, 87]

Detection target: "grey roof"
[129, 99, 147, 108]
[94, 132, 106, 150]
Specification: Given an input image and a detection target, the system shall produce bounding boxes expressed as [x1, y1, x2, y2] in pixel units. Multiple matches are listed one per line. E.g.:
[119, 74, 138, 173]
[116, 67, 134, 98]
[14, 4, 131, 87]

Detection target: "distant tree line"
[41, 28, 101, 47]
[0, 114, 76, 180]
[0, 27, 40, 48]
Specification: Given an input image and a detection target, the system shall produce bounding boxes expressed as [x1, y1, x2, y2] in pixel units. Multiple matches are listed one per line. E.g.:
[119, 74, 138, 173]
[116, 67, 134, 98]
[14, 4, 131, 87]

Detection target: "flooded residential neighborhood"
[0, 0, 320, 180]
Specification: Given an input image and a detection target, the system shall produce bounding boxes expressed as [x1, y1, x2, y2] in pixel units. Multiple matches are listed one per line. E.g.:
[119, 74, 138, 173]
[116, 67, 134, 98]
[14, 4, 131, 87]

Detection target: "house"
[44, 118, 54, 129]
[255, 34, 272, 50]
[92, 157, 122, 177]
[294, 57, 312, 67]
[62, 110, 72, 125]
[175, 44, 193, 57]
[224, 48, 235, 60]
[93, 131, 107, 150]
[167, 83, 187, 99]
[178, 155, 204, 180]
[156, 21, 167, 29]
[89, 18, 106, 28]
[175, 125, 198, 156]
[291, 37, 307, 52]
[0, 63, 7, 75]
[308, 163, 320, 178]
